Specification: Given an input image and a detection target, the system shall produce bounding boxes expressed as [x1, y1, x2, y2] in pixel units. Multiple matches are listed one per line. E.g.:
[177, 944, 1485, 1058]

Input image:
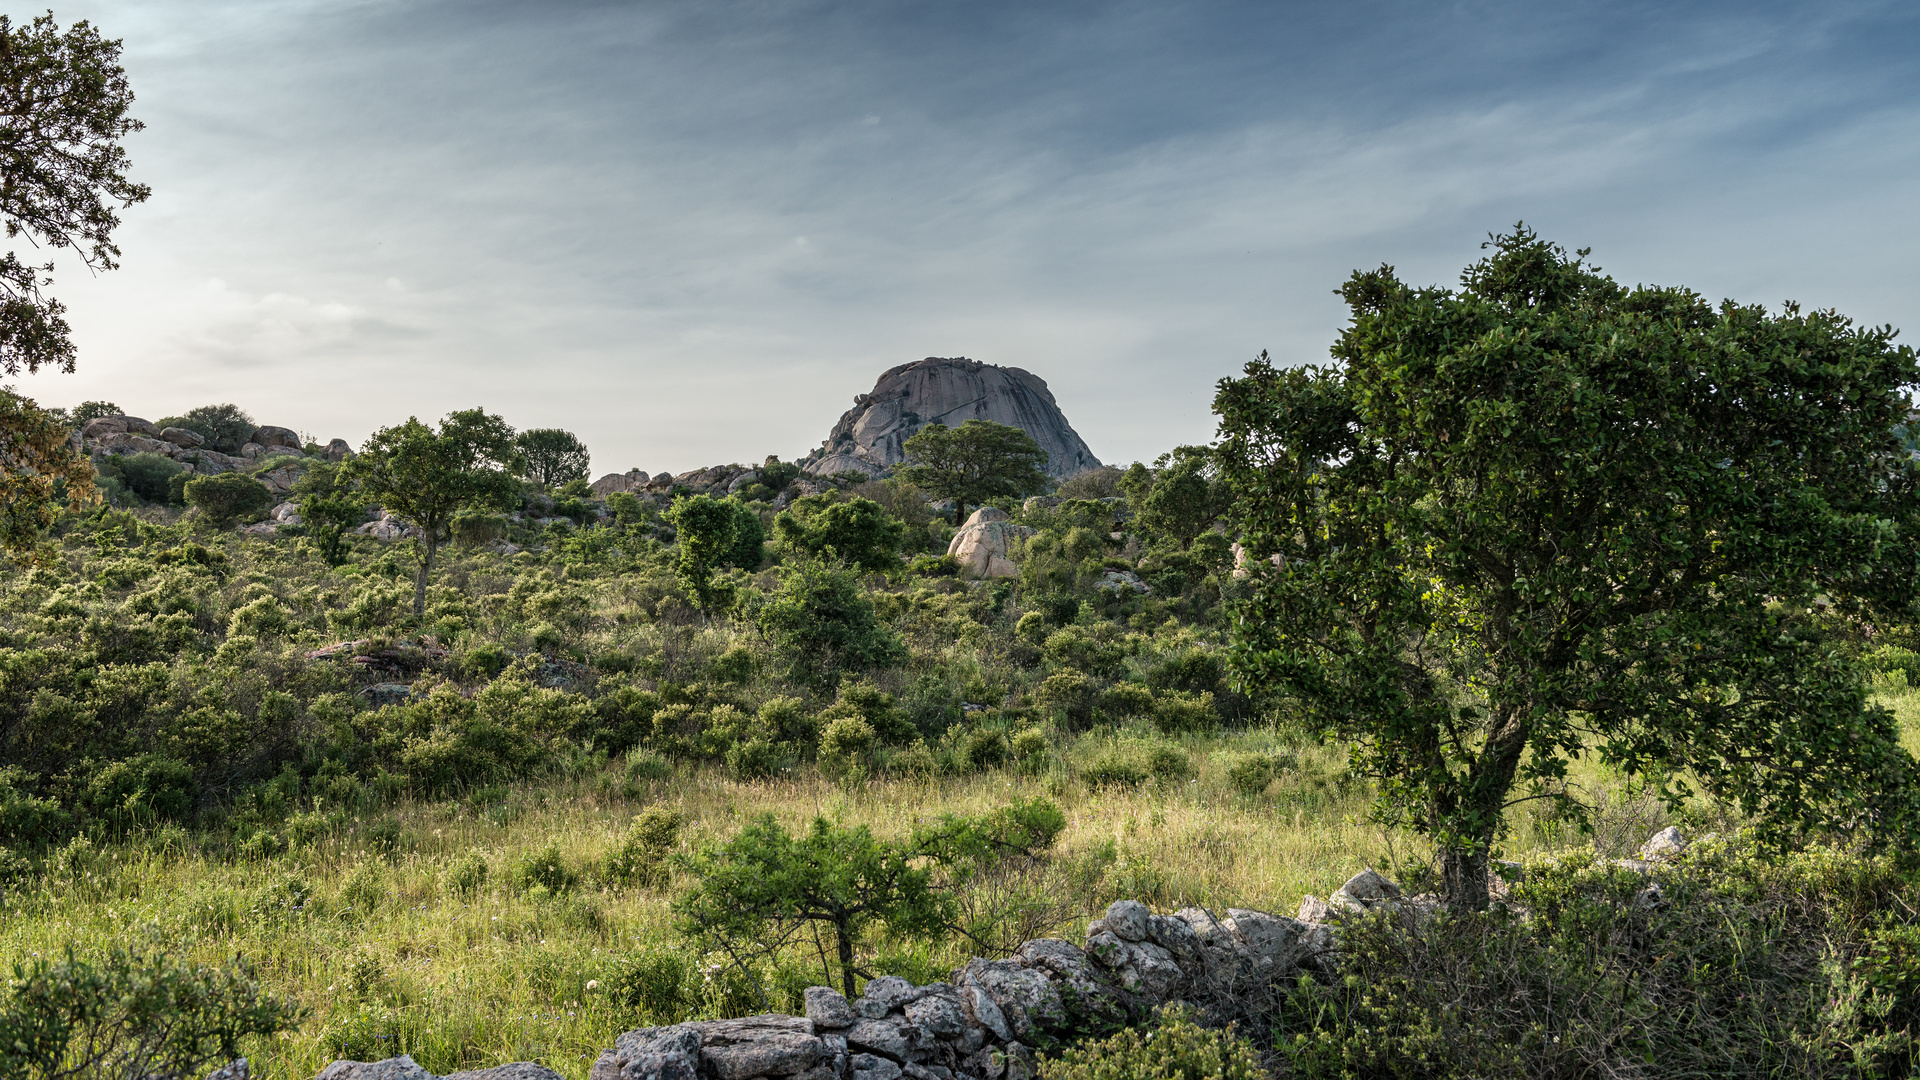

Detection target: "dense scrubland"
[3, 465, 1919, 1078]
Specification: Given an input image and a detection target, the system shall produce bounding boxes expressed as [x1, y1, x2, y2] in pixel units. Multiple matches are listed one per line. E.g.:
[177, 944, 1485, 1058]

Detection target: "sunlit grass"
[5, 703, 1913, 1080]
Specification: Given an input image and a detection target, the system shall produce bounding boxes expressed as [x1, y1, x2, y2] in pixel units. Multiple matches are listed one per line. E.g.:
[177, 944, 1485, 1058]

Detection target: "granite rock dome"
[801, 357, 1102, 480]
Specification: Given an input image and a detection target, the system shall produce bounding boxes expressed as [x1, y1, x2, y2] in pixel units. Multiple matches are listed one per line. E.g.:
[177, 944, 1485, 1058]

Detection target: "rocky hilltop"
[801, 358, 1101, 481]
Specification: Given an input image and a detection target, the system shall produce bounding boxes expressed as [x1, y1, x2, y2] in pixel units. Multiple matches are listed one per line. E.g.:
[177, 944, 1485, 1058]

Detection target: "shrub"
[1225, 752, 1287, 796]
[1042, 1007, 1265, 1080]
[1011, 727, 1050, 762]
[1151, 690, 1218, 735]
[604, 807, 681, 889]
[184, 473, 273, 528]
[604, 948, 692, 1023]
[461, 642, 511, 680]
[727, 738, 791, 780]
[0, 947, 301, 1080]
[757, 557, 906, 686]
[514, 842, 579, 896]
[101, 451, 186, 505]
[1100, 683, 1156, 718]
[1034, 671, 1096, 728]
[819, 715, 877, 771]
[444, 851, 490, 897]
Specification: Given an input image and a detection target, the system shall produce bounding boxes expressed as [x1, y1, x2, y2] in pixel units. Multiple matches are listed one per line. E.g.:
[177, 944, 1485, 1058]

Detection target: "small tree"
[667, 494, 737, 616]
[68, 400, 120, 427]
[677, 815, 952, 999]
[0, 14, 150, 379]
[726, 498, 766, 570]
[773, 495, 905, 573]
[1133, 450, 1224, 549]
[0, 946, 301, 1080]
[677, 802, 1063, 1000]
[515, 428, 591, 489]
[183, 472, 271, 528]
[1216, 228, 1920, 907]
[901, 419, 1050, 525]
[173, 404, 255, 455]
[343, 408, 520, 617]
[292, 461, 364, 565]
[0, 388, 93, 563]
[757, 556, 906, 686]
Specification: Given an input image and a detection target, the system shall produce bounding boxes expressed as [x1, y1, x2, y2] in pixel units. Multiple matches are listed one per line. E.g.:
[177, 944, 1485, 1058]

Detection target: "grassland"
[0, 718, 1750, 1080]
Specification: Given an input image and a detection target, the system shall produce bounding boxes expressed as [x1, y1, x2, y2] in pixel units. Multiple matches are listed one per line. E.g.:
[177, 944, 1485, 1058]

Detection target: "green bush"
[1278, 839, 1920, 1078]
[0, 947, 301, 1080]
[1151, 690, 1217, 735]
[444, 851, 490, 897]
[1041, 1007, 1265, 1080]
[184, 472, 273, 528]
[172, 404, 256, 455]
[604, 807, 681, 889]
[1035, 671, 1096, 727]
[513, 842, 579, 896]
[604, 948, 692, 1023]
[1225, 752, 1288, 796]
[101, 452, 186, 505]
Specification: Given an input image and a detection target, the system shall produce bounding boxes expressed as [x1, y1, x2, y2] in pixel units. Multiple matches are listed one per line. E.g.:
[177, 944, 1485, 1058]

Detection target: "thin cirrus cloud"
[14, 0, 1920, 473]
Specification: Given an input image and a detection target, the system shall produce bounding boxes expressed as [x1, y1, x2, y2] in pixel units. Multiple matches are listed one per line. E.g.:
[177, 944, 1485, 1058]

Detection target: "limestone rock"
[593, 1025, 704, 1080]
[444, 1067, 566, 1080]
[1639, 826, 1687, 860]
[846, 1017, 921, 1062]
[954, 959, 1063, 1039]
[802, 357, 1101, 480]
[1330, 868, 1403, 915]
[1098, 900, 1150, 942]
[317, 1057, 437, 1080]
[694, 1015, 820, 1080]
[804, 986, 856, 1029]
[946, 508, 1035, 578]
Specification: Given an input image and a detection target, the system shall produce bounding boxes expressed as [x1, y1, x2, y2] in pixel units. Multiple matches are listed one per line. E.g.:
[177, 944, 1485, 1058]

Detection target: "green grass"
[0, 712, 1794, 1080]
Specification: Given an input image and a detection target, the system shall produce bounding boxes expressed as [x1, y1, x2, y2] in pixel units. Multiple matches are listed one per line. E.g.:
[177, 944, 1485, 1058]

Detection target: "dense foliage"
[1217, 227, 1920, 906]
[0, 13, 149, 378]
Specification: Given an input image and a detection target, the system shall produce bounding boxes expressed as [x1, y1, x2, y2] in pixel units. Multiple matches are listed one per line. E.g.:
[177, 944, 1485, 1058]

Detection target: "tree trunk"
[1440, 704, 1531, 910]
[413, 535, 437, 617]
[1439, 845, 1490, 911]
[952, 501, 967, 527]
[835, 916, 856, 999]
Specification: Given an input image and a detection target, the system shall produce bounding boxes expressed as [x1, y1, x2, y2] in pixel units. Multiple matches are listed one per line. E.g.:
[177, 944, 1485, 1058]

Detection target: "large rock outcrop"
[802, 359, 1101, 481]
[946, 508, 1035, 578]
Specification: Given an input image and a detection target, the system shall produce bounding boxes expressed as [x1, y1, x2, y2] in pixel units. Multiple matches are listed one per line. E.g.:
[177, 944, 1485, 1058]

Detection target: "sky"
[12, 0, 1920, 476]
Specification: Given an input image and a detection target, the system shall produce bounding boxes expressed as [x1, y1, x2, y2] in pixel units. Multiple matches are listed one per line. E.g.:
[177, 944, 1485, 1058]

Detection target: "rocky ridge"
[801, 358, 1101, 481]
[78, 413, 352, 497]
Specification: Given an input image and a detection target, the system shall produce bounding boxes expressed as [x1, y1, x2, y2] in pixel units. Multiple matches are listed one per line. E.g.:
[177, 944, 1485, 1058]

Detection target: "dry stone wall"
[312, 842, 1694, 1080]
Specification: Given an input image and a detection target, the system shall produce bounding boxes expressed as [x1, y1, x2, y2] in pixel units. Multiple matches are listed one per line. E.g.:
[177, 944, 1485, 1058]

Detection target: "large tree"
[514, 427, 590, 489]
[0, 14, 149, 378]
[1215, 228, 1920, 908]
[344, 409, 521, 616]
[900, 419, 1049, 525]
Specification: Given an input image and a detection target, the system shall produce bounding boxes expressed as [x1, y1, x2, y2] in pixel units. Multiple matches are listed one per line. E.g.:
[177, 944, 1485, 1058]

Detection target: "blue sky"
[15, 0, 1920, 474]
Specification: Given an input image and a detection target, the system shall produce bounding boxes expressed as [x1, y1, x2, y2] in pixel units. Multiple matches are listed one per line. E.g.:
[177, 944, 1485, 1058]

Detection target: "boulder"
[257, 461, 309, 496]
[801, 357, 1102, 480]
[240, 442, 267, 459]
[946, 508, 1035, 578]
[255, 424, 302, 449]
[80, 416, 129, 440]
[325, 438, 353, 461]
[159, 426, 206, 448]
[804, 986, 856, 1029]
[317, 1058, 438, 1080]
[1639, 826, 1687, 860]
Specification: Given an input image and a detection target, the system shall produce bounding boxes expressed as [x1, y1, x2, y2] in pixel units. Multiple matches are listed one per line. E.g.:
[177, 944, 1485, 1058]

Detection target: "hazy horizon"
[13, 0, 1920, 476]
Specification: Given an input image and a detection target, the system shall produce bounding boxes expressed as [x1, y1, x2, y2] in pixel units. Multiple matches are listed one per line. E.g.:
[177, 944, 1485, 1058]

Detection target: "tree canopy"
[773, 494, 905, 573]
[515, 428, 591, 489]
[343, 408, 521, 616]
[0, 14, 149, 378]
[1215, 227, 1920, 907]
[164, 404, 255, 455]
[900, 419, 1049, 525]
